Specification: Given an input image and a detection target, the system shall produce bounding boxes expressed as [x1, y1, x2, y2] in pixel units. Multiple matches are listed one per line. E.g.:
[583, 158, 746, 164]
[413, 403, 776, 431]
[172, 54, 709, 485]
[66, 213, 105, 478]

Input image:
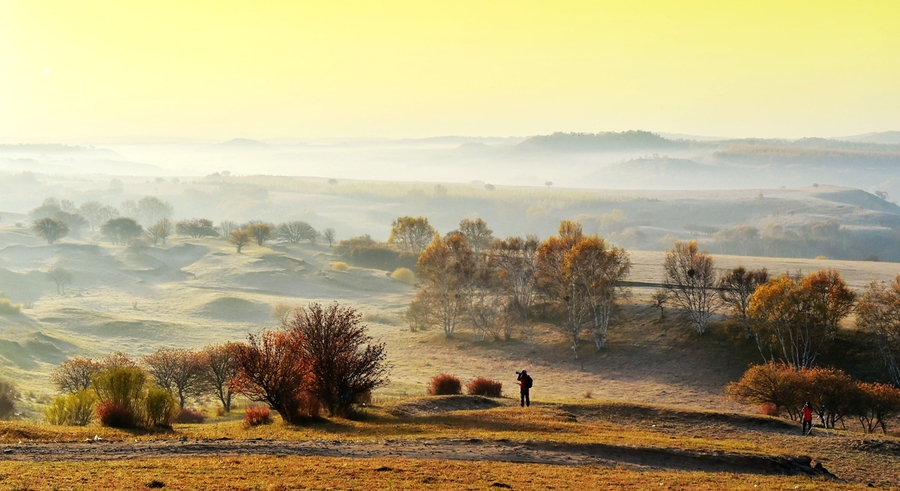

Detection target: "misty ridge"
[1, 129, 900, 262]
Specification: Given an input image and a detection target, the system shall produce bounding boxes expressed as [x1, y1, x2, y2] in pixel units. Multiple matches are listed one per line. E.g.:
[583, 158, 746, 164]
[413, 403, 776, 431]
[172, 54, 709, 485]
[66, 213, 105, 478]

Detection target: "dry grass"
[0, 456, 869, 491]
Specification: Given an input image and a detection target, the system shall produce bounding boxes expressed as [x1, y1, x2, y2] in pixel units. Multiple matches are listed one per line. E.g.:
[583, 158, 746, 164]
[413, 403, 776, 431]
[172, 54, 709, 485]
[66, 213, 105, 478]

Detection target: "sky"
[1, 1, 899, 142]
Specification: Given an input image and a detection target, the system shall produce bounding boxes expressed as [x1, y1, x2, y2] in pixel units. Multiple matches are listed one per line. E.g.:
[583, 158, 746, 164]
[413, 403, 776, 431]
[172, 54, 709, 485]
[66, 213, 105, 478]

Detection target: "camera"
[515, 371, 521, 375]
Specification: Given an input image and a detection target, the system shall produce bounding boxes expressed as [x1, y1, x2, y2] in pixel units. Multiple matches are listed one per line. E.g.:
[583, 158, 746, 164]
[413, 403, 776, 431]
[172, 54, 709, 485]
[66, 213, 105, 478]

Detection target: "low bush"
[244, 405, 273, 427]
[428, 374, 462, 396]
[331, 261, 350, 272]
[144, 387, 178, 427]
[0, 298, 21, 315]
[759, 402, 779, 417]
[390, 267, 415, 285]
[0, 379, 18, 419]
[175, 408, 207, 424]
[466, 377, 502, 397]
[96, 401, 136, 428]
[44, 389, 96, 426]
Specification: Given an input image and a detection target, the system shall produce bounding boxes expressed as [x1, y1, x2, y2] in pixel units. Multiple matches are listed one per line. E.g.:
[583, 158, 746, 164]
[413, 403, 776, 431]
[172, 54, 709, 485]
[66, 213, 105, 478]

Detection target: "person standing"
[802, 402, 813, 435]
[517, 370, 532, 407]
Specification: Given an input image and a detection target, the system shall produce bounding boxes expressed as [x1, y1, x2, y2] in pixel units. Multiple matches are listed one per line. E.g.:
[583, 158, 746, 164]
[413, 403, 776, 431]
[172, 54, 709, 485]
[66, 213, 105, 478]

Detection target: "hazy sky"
[2, 1, 898, 142]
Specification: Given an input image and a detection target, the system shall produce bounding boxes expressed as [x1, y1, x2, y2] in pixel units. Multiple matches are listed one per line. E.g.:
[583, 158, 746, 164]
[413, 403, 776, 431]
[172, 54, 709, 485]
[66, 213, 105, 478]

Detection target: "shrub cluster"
[244, 406, 273, 427]
[44, 389, 95, 426]
[174, 408, 207, 424]
[727, 362, 900, 434]
[466, 377, 503, 397]
[428, 374, 462, 395]
[0, 379, 19, 419]
[335, 235, 417, 271]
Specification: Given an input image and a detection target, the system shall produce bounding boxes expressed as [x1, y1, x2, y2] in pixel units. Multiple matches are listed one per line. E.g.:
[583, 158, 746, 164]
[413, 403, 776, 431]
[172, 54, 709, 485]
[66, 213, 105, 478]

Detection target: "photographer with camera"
[516, 370, 533, 407]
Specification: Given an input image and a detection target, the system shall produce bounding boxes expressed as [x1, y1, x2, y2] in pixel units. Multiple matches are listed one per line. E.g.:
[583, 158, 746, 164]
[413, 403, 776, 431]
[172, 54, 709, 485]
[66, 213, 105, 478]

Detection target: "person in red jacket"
[516, 370, 532, 407]
[802, 402, 813, 435]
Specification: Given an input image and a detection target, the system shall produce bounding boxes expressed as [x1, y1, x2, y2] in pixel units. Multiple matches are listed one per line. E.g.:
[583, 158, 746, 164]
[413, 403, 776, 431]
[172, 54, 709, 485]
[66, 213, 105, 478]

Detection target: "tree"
[276, 221, 317, 244]
[142, 348, 204, 409]
[228, 229, 252, 253]
[52, 211, 88, 237]
[29, 197, 62, 222]
[416, 234, 474, 338]
[856, 382, 900, 434]
[725, 362, 805, 420]
[78, 200, 104, 231]
[247, 223, 272, 246]
[47, 265, 73, 294]
[147, 218, 174, 245]
[231, 328, 313, 424]
[662, 240, 718, 335]
[100, 217, 143, 245]
[389, 216, 437, 255]
[748, 269, 854, 369]
[50, 357, 102, 394]
[219, 220, 239, 237]
[856, 276, 900, 386]
[718, 267, 769, 338]
[32, 217, 69, 244]
[200, 343, 241, 413]
[322, 228, 337, 247]
[455, 218, 494, 254]
[536, 220, 586, 356]
[135, 196, 174, 226]
[564, 236, 631, 350]
[175, 218, 219, 238]
[651, 289, 669, 319]
[286, 303, 389, 416]
[491, 235, 539, 348]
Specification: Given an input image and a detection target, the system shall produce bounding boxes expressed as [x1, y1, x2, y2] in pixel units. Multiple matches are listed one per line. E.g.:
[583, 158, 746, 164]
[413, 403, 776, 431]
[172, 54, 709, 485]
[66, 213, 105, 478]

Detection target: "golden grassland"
[1, 399, 898, 489]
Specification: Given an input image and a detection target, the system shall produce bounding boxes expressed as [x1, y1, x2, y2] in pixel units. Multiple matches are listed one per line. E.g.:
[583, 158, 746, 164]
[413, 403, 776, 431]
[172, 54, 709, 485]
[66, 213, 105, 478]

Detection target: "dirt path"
[0, 438, 836, 479]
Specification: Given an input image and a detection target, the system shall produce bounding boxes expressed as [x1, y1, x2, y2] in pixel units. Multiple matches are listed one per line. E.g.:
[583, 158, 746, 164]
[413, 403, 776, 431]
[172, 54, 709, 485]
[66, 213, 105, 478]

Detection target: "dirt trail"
[0, 438, 836, 479]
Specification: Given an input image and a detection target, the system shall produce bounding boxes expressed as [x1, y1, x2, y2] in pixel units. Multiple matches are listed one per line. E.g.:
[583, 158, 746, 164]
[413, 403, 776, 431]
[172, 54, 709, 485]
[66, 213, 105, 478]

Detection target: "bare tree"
[651, 289, 669, 319]
[147, 218, 174, 245]
[47, 265, 73, 294]
[136, 196, 174, 226]
[276, 221, 317, 244]
[491, 235, 539, 349]
[142, 348, 204, 409]
[175, 218, 218, 238]
[286, 303, 389, 416]
[857, 276, 900, 386]
[321, 228, 337, 247]
[50, 357, 102, 393]
[199, 343, 241, 413]
[219, 220, 239, 237]
[662, 240, 718, 335]
[718, 267, 769, 338]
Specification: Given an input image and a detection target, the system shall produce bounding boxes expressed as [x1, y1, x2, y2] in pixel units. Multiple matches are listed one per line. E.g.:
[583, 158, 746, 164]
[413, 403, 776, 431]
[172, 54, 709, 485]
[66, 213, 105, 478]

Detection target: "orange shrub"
[466, 377, 502, 397]
[759, 402, 779, 417]
[175, 408, 207, 424]
[428, 374, 462, 396]
[244, 406, 273, 427]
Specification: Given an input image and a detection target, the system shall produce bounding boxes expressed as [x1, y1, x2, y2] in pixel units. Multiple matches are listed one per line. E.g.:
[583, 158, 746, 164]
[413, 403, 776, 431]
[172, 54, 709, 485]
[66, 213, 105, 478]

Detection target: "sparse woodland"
[1, 183, 900, 441]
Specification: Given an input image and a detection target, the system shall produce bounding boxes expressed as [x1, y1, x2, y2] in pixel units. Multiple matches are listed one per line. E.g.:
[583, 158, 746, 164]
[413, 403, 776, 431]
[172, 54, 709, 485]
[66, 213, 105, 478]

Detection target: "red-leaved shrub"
[466, 377, 502, 397]
[175, 408, 207, 424]
[96, 401, 136, 428]
[759, 402, 779, 417]
[428, 374, 461, 396]
[244, 406, 273, 427]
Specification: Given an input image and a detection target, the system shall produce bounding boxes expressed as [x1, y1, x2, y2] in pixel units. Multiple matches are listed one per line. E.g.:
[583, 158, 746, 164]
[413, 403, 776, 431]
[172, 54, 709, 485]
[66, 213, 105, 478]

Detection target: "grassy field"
[1, 398, 896, 489]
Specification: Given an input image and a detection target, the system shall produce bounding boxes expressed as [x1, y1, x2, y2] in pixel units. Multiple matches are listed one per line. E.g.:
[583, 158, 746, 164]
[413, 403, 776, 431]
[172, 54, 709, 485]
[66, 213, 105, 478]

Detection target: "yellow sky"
[1, 1, 898, 141]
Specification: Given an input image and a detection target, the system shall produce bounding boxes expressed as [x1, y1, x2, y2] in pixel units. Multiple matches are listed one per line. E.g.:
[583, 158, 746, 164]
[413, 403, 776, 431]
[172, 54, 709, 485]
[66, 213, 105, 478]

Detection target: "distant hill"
[218, 138, 270, 147]
[834, 131, 900, 145]
[0, 144, 120, 158]
[516, 131, 690, 153]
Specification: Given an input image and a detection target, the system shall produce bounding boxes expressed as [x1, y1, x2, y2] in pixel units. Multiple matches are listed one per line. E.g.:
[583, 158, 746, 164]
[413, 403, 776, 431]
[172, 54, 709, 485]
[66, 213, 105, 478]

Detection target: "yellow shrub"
[390, 267, 415, 285]
[331, 261, 350, 272]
